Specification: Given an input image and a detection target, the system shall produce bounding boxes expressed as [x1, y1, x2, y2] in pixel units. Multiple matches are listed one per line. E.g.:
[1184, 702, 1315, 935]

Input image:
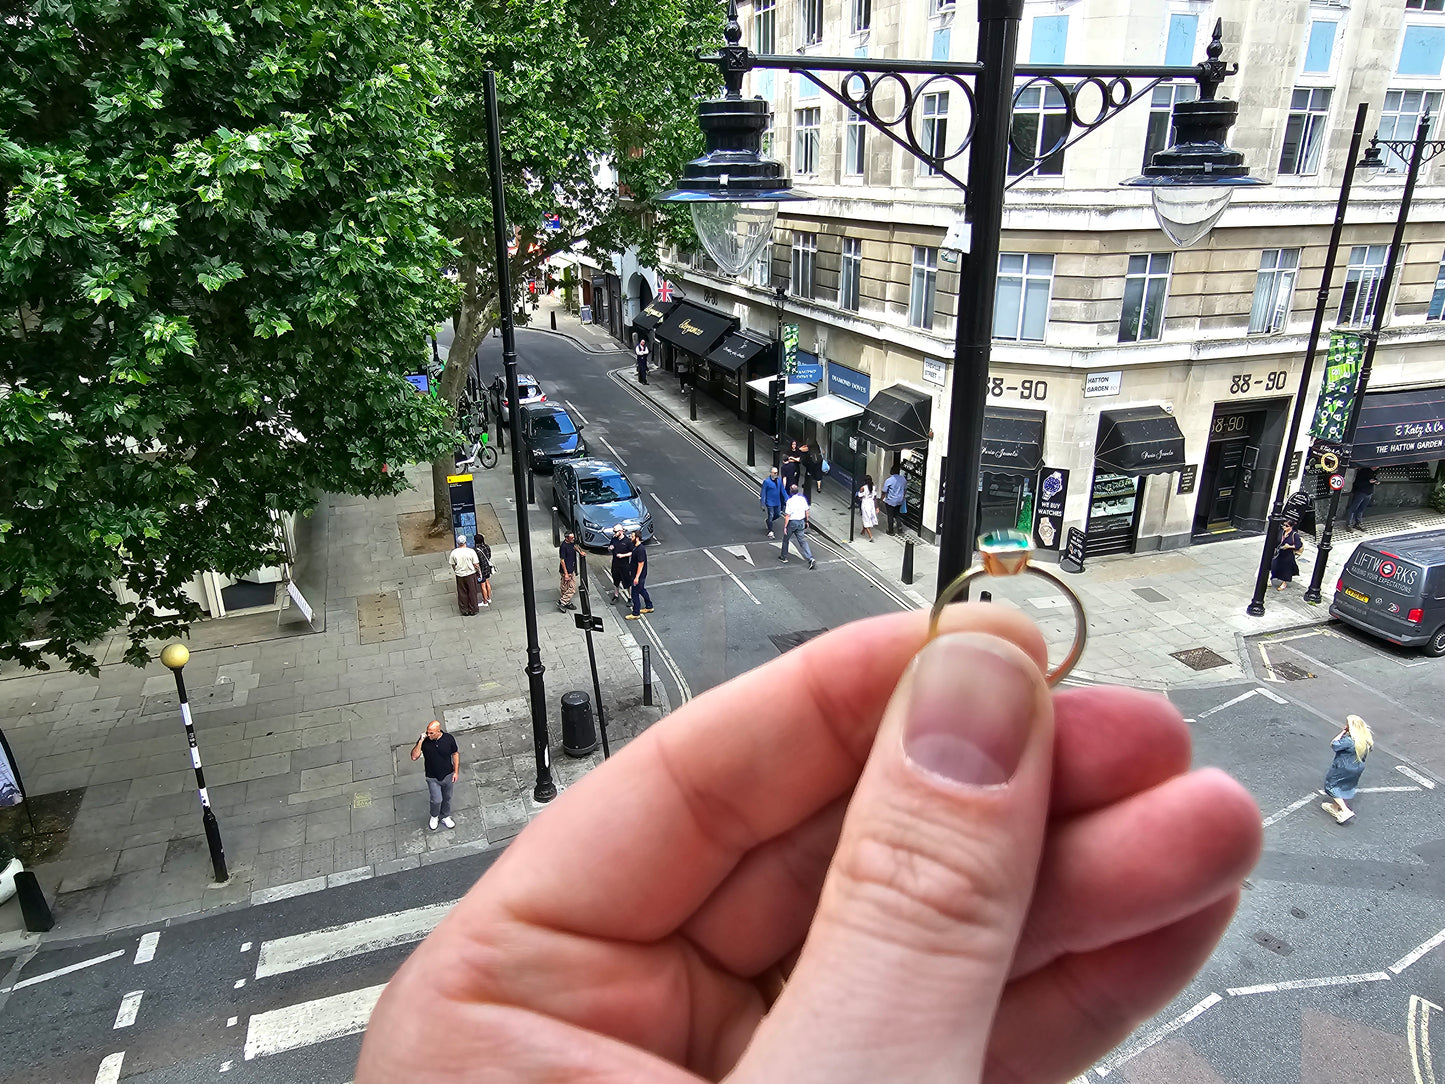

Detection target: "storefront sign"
[579, 304, 593, 323]
[1289, 450, 1303, 479]
[1061, 527, 1087, 574]
[922, 357, 947, 386]
[1177, 464, 1198, 494]
[1308, 331, 1364, 442]
[793, 348, 823, 384]
[1084, 371, 1122, 398]
[781, 323, 799, 376]
[1033, 467, 1069, 551]
[827, 364, 872, 405]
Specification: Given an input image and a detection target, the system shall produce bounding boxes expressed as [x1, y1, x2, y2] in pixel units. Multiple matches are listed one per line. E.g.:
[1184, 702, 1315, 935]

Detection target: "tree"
[424, 0, 717, 528]
[1, 0, 458, 674]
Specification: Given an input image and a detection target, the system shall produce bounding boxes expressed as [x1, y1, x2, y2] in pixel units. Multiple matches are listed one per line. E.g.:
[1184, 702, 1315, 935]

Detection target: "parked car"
[552, 459, 655, 549]
[499, 373, 544, 422]
[522, 402, 587, 471]
[1330, 528, 1445, 656]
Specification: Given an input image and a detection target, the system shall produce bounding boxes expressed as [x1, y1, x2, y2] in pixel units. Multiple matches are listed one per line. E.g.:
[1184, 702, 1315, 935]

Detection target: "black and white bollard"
[161, 644, 228, 884]
[901, 539, 915, 586]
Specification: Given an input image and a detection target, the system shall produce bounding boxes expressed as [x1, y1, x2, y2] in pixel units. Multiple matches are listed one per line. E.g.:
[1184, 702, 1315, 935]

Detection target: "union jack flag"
[657, 279, 674, 302]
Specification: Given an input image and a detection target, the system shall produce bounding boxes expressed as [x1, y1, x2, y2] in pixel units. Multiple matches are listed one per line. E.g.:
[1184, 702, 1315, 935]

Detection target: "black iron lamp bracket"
[1364, 135, 1445, 171]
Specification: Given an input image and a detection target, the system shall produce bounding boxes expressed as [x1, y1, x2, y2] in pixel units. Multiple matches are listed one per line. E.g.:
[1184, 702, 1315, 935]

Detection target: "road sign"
[1329, 473, 1345, 491]
[574, 614, 604, 632]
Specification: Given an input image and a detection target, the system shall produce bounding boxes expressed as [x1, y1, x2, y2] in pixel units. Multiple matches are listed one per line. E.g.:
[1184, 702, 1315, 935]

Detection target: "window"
[993, 254, 1053, 342]
[751, 241, 773, 287]
[1008, 83, 1068, 176]
[755, 0, 775, 53]
[910, 246, 938, 330]
[1430, 258, 1445, 319]
[1303, 19, 1338, 74]
[1142, 82, 1198, 169]
[840, 238, 862, 311]
[1378, 90, 1443, 171]
[851, 0, 869, 33]
[921, 92, 948, 176]
[1031, 14, 1068, 64]
[1408, 0, 1445, 12]
[844, 114, 866, 176]
[791, 232, 817, 300]
[1278, 87, 1332, 175]
[794, 107, 820, 175]
[1249, 249, 1301, 334]
[1118, 253, 1172, 343]
[1339, 244, 1389, 326]
[1165, 13, 1199, 65]
[935, 0, 955, 10]
[799, 0, 822, 46]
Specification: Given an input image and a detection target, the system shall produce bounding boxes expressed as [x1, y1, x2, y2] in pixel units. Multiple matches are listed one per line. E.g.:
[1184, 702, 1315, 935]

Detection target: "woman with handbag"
[1269, 521, 1304, 592]
[1322, 715, 1374, 824]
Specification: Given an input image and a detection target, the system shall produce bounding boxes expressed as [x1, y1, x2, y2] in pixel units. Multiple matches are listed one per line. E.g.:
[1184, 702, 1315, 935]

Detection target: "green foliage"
[1, 0, 458, 673]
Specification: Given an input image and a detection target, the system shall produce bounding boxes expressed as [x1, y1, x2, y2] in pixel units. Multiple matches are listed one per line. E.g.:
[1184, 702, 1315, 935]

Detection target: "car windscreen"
[530, 411, 575, 435]
[578, 472, 635, 504]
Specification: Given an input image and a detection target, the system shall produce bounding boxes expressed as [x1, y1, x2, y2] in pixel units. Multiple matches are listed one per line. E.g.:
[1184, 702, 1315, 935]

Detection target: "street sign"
[1060, 527, 1087, 574]
[574, 614, 604, 632]
[1329, 473, 1345, 491]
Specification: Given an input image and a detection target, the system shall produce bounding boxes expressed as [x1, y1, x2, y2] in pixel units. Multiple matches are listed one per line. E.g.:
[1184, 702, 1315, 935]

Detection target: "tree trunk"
[428, 254, 493, 534]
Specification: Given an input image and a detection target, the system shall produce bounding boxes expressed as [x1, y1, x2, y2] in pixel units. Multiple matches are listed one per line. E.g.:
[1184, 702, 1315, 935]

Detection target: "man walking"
[625, 529, 653, 619]
[882, 463, 907, 536]
[410, 720, 459, 831]
[448, 535, 481, 616]
[779, 484, 817, 569]
[608, 525, 633, 603]
[558, 530, 578, 612]
[1347, 465, 1378, 530]
[760, 466, 786, 538]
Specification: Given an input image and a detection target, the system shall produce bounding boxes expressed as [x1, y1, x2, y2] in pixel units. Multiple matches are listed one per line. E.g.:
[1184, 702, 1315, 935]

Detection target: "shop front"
[860, 384, 933, 535]
[654, 300, 737, 388]
[978, 407, 1046, 537]
[793, 363, 871, 494]
[746, 375, 816, 437]
[1087, 406, 1186, 557]
[1349, 384, 1445, 511]
[704, 332, 775, 418]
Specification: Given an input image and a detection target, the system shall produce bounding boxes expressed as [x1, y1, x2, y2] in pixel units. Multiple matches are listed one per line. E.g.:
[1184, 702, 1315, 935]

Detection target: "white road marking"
[133, 932, 159, 965]
[1226, 972, 1390, 996]
[1399, 765, 1438, 789]
[243, 983, 387, 1060]
[1358, 785, 1422, 793]
[638, 615, 691, 702]
[721, 544, 754, 565]
[1257, 643, 1284, 683]
[227, 1016, 238, 1028]
[255, 900, 456, 980]
[1262, 791, 1323, 828]
[597, 436, 627, 466]
[649, 492, 683, 525]
[1256, 685, 1287, 703]
[564, 400, 589, 426]
[1391, 926, 1445, 975]
[703, 549, 761, 605]
[1093, 993, 1222, 1076]
[7, 949, 124, 992]
[1199, 689, 1260, 718]
[113, 990, 143, 1029]
[94, 1052, 124, 1084]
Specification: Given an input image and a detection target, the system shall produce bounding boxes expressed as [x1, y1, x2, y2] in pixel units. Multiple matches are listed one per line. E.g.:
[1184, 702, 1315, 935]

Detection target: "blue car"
[552, 459, 655, 549]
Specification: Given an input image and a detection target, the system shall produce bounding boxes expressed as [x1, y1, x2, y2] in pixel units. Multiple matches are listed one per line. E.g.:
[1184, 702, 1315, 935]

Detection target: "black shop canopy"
[654, 301, 736, 355]
[981, 407, 1046, 474]
[1096, 406, 1186, 475]
[706, 333, 771, 374]
[632, 298, 675, 333]
[859, 384, 932, 450]
[1352, 386, 1445, 466]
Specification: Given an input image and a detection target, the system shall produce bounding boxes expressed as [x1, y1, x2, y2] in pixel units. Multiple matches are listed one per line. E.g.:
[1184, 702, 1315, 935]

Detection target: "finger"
[486, 606, 1047, 941]
[732, 631, 1054, 1083]
[1050, 686, 1191, 816]
[984, 893, 1240, 1084]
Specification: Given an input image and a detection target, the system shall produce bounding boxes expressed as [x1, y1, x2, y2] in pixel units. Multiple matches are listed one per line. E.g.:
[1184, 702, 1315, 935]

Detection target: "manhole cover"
[1252, 931, 1293, 956]
[1133, 587, 1170, 603]
[769, 629, 829, 654]
[1170, 646, 1231, 671]
[1272, 660, 1315, 681]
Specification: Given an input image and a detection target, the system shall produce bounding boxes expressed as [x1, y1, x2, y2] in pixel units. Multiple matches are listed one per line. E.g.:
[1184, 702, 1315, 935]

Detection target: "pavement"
[0, 450, 665, 949]
[533, 294, 1445, 690]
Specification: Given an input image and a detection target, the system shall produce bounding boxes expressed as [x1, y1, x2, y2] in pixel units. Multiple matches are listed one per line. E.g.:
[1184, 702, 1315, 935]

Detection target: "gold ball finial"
[160, 643, 190, 671]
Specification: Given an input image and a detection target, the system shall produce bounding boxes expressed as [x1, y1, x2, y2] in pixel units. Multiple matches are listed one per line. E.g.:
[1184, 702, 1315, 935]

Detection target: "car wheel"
[1424, 627, 1445, 658]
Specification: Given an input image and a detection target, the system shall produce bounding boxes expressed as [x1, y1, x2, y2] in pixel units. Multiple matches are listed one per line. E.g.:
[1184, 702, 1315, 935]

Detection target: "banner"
[1308, 331, 1364, 443]
[0, 729, 23, 808]
[1033, 467, 1069, 550]
[781, 323, 799, 377]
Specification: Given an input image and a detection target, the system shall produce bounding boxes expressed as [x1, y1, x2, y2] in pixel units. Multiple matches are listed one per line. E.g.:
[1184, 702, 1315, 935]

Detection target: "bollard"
[642, 644, 653, 706]
[689, 378, 698, 422]
[527, 465, 535, 505]
[560, 691, 599, 757]
[551, 507, 561, 547]
[747, 426, 755, 467]
[550, 311, 557, 330]
[15, 871, 54, 932]
[902, 538, 914, 585]
[979, 590, 992, 603]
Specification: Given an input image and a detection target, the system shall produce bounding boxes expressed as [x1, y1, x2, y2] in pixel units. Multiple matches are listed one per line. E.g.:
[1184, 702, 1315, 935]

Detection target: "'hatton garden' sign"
[1308, 331, 1363, 443]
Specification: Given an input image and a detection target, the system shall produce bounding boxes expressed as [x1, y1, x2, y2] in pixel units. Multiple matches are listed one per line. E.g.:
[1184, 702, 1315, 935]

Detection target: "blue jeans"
[426, 776, 453, 819]
[631, 581, 652, 615]
[764, 503, 782, 533]
[781, 521, 814, 561]
[1347, 491, 1371, 526]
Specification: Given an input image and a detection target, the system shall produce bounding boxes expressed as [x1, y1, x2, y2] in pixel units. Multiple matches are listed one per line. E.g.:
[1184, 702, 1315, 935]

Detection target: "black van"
[1330, 529, 1445, 656]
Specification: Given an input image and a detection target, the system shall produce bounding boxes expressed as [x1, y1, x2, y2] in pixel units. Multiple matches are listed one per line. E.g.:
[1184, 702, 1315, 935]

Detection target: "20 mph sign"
[1329, 474, 1345, 491]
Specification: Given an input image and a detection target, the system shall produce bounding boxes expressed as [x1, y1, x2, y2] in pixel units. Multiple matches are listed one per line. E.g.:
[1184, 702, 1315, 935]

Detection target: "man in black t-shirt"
[558, 531, 578, 612]
[410, 720, 460, 831]
[608, 526, 633, 603]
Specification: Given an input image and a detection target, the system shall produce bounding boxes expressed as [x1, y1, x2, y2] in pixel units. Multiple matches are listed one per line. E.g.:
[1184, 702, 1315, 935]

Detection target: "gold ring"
[928, 528, 1088, 687]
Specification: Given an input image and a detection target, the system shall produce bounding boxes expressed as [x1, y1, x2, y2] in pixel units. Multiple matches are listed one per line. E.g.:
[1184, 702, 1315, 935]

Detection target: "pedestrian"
[473, 533, 493, 608]
[800, 442, 824, 495]
[409, 720, 459, 831]
[781, 440, 801, 492]
[1269, 520, 1305, 591]
[608, 525, 633, 603]
[882, 463, 907, 535]
[448, 534, 481, 616]
[635, 335, 650, 385]
[857, 475, 879, 542]
[625, 528, 653, 619]
[760, 466, 786, 538]
[779, 484, 817, 569]
[1322, 715, 1374, 824]
[558, 530, 578, 612]
[1347, 466, 1378, 530]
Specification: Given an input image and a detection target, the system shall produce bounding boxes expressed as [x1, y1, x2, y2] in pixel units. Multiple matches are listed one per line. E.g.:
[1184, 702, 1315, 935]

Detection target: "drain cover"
[1133, 587, 1170, 603]
[1252, 931, 1293, 956]
[1272, 660, 1315, 681]
[1170, 646, 1231, 671]
[358, 591, 405, 645]
[769, 629, 829, 654]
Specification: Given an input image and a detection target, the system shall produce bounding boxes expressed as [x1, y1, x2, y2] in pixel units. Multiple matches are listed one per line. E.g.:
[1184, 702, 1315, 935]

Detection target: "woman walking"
[856, 476, 879, 542]
[1270, 521, 1305, 591]
[1322, 715, 1374, 824]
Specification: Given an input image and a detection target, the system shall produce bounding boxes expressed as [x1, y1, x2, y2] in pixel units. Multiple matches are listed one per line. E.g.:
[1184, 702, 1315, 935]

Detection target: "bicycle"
[456, 433, 499, 471]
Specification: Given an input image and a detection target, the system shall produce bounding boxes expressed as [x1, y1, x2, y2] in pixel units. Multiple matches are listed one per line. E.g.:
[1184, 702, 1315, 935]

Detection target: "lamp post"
[160, 643, 228, 883]
[1245, 103, 1369, 617]
[771, 282, 788, 472]
[660, 2, 1263, 596]
[1301, 116, 1441, 604]
[485, 70, 556, 804]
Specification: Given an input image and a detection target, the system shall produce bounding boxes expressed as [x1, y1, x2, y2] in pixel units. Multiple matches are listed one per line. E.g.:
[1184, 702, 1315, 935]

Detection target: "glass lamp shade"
[691, 201, 779, 277]
[1149, 185, 1235, 248]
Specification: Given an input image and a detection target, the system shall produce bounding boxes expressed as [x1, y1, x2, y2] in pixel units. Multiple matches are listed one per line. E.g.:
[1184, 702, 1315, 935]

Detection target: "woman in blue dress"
[1322, 714, 1374, 824]
[1270, 522, 1304, 591]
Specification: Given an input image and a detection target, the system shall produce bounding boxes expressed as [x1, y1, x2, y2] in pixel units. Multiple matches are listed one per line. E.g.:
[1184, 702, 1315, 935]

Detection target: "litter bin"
[561, 691, 599, 757]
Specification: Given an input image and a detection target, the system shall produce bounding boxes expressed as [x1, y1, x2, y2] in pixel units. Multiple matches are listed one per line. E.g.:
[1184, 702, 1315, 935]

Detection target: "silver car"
[552, 459, 655, 549]
[499, 373, 544, 422]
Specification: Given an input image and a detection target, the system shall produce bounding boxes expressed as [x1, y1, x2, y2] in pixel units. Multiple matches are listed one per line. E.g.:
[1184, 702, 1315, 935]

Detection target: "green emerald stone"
[978, 528, 1032, 550]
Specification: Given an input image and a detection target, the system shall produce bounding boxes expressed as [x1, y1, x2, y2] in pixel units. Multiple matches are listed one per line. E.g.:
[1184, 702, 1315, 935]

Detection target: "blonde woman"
[1322, 715, 1374, 824]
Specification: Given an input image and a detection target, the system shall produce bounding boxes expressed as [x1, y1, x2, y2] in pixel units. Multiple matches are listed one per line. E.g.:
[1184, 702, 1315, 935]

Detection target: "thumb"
[731, 632, 1054, 1084]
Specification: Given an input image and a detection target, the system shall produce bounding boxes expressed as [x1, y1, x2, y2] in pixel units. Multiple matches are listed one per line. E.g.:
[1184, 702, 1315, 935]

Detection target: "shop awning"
[747, 376, 816, 399]
[859, 385, 932, 450]
[981, 407, 1045, 474]
[654, 301, 736, 355]
[632, 299, 675, 333]
[1352, 386, 1445, 466]
[792, 394, 865, 427]
[706, 333, 772, 374]
[1095, 406, 1186, 475]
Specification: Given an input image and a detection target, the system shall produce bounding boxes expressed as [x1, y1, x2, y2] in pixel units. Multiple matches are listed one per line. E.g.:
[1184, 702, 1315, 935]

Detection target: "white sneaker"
[442, 816, 456, 829]
[429, 816, 439, 831]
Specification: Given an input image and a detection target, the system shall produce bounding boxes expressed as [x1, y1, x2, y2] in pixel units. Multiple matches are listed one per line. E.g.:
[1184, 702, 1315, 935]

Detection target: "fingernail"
[902, 634, 1038, 787]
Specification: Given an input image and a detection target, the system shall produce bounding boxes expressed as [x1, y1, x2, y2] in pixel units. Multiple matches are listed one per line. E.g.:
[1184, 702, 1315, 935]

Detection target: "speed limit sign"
[1329, 474, 1345, 491]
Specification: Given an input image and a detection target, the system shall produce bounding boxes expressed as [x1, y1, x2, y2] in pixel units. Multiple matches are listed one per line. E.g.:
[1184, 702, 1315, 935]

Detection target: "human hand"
[358, 606, 1260, 1083]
